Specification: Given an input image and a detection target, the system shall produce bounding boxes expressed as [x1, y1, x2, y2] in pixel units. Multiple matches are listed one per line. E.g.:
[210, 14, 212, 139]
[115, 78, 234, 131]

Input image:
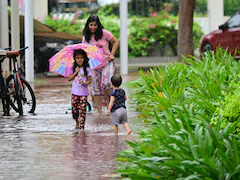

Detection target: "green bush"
[43, 11, 203, 58]
[99, 0, 208, 17]
[127, 12, 203, 57]
[118, 115, 240, 179]
[224, 0, 240, 16]
[128, 48, 239, 121]
[212, 77, 240, 133]
[99, 0, 240, 17]
[43, 14, 83, 35]
[118, 48, 240, 179]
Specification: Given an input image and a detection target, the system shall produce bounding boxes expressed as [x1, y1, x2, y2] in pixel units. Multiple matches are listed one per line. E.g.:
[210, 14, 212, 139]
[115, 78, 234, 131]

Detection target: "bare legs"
[92, 89, 111, 115]
[75, 122, 79, 129]
[92, 95, 102, 115]
[113, 123, 131, 135]
[113, 125, 118, 135]
[123, 123, 132, 135]
[104, 89, 110, 107]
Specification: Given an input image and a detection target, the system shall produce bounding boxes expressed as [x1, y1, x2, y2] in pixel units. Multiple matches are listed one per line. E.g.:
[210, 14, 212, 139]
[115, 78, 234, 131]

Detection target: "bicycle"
[0, 48, 16, 116]
[0, 47, 36, 116]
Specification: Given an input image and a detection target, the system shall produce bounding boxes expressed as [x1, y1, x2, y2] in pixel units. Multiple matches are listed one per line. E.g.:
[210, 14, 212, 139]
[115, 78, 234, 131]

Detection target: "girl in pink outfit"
[68, 49, 92, 129]
[82, 14, 119, 115]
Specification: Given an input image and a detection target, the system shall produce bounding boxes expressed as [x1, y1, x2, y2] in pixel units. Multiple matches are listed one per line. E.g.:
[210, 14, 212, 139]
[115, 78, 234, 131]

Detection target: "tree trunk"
[178, 0, 195, 61]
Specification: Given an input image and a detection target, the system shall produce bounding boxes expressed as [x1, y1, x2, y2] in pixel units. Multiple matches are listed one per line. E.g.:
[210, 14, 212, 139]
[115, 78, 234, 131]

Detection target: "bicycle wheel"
[6, 75, 36, 114]
[15, 80, 23, 116]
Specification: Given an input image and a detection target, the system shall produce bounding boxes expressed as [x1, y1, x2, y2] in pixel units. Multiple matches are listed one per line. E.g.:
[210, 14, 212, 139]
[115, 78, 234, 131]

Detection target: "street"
[0, 75, 141, 180]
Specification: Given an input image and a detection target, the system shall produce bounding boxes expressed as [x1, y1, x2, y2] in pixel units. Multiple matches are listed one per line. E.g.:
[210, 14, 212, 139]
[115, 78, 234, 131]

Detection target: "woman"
[82, 14, 119, 115]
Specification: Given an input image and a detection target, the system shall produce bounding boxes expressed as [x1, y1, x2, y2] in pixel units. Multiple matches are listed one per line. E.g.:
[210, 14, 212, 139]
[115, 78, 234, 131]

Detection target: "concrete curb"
[46, 56, 178, 76]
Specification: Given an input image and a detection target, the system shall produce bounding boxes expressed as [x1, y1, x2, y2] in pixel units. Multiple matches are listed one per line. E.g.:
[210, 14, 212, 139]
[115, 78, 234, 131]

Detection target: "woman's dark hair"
[111, 74, 122, 87]
[83, 14, 104, 43]
[73, 49, 89, 77]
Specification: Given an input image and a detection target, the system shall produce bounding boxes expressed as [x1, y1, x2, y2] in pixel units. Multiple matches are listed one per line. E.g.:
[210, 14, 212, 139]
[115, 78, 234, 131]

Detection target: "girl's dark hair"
[83, 14, 104, 43]
[73, 49, 89, 77]
[111, 74, 122, 87]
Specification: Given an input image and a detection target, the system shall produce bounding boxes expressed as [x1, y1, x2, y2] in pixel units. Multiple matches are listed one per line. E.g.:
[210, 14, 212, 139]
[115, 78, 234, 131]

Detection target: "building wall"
[33, 0, 48, 21]
[19, 0, 48, 21]
[194, 16, 230, 35]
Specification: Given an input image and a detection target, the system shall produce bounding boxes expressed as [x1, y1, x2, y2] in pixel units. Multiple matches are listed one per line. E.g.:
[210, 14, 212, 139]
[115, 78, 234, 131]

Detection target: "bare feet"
[126, 130, 131, 135]
[75, 122, 79, 129]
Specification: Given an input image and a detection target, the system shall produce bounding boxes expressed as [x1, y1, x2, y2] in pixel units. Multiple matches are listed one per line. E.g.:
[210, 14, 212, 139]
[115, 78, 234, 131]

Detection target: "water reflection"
[0, 113, 138, 180]
[0, 75, 141, 180]
[71, 131, 125, 179]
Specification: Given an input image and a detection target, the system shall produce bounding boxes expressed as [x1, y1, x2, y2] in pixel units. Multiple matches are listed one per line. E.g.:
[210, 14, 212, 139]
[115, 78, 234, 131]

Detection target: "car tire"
[201, 42, 213, 53]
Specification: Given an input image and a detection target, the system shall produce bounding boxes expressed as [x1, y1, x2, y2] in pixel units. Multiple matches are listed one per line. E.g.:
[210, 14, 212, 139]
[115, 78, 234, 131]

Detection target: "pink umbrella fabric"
[49, 43, 105, 77]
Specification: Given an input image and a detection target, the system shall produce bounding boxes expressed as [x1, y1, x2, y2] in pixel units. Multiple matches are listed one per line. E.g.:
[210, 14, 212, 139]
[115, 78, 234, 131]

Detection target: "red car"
[200, 12, 240, 59]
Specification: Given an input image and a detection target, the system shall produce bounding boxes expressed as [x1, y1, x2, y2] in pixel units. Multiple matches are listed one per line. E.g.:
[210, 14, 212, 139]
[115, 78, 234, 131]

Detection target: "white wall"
[19, 0, 48, 20]
[33, 0, 48, 21]
[194, 16, 230, 35]
[98, 0, 119, 6]
[194, 17, 209, 35]
[208, 0, 224, 32]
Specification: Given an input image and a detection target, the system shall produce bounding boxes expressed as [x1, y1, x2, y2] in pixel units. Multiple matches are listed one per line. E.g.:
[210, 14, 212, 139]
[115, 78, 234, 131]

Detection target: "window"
[227, 13, 240, 28]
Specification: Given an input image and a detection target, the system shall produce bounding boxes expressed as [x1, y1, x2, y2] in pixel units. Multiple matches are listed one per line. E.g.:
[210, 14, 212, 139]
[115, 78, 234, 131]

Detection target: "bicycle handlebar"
[3, 47, 11, 51]
[7, 51, 19, 57]
[19, 46, 28, 54]
[5, 46, 28, 58]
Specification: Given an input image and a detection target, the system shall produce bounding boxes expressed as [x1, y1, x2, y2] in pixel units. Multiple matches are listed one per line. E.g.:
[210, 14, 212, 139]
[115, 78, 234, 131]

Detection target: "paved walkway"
[0, 74, 141, 180]
[114, 56, 177, 66]
[0, 56, 179, 179]
[114, 56, 178, 73]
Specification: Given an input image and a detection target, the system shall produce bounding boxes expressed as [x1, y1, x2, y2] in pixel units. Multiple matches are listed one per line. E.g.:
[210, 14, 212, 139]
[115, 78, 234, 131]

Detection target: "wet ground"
[0, 74, 142, 180]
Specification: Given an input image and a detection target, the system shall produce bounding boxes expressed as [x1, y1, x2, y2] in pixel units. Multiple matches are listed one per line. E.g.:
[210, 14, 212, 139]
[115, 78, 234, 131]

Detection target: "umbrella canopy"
[49, 43, 105, 77]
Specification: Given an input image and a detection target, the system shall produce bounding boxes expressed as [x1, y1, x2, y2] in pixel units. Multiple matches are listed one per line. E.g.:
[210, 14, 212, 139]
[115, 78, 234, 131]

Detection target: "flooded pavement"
[0, 74, 142, 180]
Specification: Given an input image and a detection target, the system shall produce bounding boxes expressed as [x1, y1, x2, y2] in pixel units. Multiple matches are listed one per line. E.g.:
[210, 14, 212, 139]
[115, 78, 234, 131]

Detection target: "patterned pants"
[91, 61, 116, 106]
[91, 61, 116, 96]
[71, 95, 87, 129]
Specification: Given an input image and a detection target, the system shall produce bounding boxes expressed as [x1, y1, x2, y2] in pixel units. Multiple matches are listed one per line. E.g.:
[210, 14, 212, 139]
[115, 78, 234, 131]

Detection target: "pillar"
[208, 0, 224, 32]
[11, 0, 20, 64]
[120, 0, 128, 75]
[0, 0, 9, 76]
[24, 0, 34, 82]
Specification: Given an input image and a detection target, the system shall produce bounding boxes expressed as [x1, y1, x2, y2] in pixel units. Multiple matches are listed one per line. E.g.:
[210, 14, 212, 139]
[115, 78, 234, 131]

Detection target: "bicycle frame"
[10, 58, 23, 91]
[8, 47, 36, 115]
[0, 53, 11, 115]
[8, 52, 27, 116]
